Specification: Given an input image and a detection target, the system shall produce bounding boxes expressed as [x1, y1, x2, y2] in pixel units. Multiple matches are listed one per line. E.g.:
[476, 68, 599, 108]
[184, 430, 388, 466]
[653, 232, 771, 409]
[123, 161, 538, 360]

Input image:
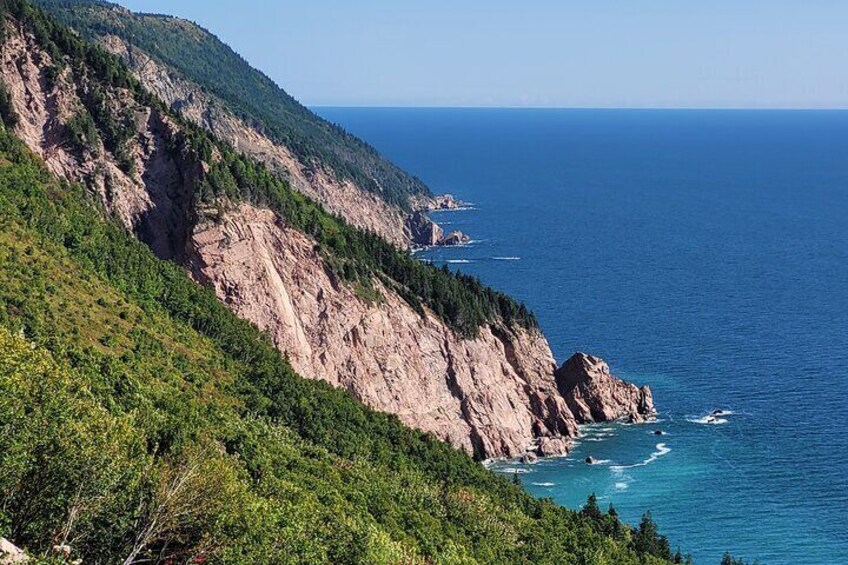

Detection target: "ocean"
[314, 107, 848, 564]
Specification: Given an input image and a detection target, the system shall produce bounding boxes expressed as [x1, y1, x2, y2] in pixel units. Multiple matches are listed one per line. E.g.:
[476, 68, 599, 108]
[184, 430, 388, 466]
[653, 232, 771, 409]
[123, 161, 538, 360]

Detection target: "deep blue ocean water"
[315, 108, 848, 564]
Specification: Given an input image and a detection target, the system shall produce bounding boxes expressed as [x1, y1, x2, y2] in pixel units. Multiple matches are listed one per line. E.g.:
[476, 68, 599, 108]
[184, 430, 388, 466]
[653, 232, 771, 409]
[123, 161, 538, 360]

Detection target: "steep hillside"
[0, 123, 678, 564]
[0, 0, 657, 460]
[37, 0, 429, 207]
[34, 0, 445, 246]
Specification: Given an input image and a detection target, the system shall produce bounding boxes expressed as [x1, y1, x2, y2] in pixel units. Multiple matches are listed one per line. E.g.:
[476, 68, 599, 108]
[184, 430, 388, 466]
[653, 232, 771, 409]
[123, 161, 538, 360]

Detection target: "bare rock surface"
[99, 34, 413, 247]
[186, 204, 578, 458]
[555, 352, 656, 424]
[404, 210, 444, 247]
[0, 538, 28, 564]
[430, 194, 466, 210]
[1, 24, 196, 261]
[438, 231, 470, 246]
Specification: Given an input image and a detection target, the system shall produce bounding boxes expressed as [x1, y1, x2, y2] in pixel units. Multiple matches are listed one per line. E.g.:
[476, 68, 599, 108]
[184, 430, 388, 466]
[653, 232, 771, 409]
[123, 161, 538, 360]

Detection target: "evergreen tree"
[632, 511, 672, 561]
[581, 493, 604, 523]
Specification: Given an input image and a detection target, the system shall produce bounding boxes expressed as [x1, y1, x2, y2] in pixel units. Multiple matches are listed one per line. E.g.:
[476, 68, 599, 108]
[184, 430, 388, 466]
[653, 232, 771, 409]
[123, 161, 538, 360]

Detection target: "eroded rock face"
[186, 204, 578, 458]
[404, 210, 444, 247]
[99, 34, 413, 248]
[555, 353, 656, 424]
[0, 24, 197, 261]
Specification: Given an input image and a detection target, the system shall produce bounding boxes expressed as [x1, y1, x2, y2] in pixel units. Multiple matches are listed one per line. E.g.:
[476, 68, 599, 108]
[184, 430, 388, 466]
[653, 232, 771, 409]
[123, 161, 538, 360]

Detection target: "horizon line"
[309, 104, 848, 111]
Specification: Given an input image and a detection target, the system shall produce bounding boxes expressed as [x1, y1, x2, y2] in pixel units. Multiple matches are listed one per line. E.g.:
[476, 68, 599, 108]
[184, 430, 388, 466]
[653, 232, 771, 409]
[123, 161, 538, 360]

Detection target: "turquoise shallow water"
[315, 108, 848, 564]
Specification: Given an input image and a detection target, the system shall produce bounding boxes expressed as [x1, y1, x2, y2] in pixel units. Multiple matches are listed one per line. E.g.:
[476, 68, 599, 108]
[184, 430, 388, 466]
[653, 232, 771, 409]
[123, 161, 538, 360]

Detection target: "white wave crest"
[492, 256, 521, 261]
[445, 259, 473, 264]
[499, 467, 531, 474]
[532, 482, 556, 487]
[688, 416, 728, 425]
[610, 443, 671, 472]
[615, 482, 629, 490]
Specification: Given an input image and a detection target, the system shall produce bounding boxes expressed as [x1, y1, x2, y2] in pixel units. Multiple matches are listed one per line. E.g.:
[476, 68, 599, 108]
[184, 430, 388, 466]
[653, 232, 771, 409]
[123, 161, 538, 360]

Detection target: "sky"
[114, 0, 848, 109]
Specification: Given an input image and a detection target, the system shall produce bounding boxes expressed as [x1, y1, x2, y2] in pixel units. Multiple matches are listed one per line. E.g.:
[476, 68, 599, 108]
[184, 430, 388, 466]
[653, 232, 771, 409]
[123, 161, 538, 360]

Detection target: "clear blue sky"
[115, 0, 848, 108]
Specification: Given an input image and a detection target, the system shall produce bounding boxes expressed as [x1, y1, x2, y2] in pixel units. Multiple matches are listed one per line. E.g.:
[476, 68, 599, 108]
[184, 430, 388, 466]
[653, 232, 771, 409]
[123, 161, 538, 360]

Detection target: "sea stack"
[554, 352, 656, 424]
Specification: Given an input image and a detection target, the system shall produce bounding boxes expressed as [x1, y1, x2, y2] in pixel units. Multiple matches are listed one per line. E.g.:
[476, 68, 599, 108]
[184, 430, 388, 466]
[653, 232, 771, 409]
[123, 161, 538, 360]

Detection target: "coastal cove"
[316, 107, 848, 565]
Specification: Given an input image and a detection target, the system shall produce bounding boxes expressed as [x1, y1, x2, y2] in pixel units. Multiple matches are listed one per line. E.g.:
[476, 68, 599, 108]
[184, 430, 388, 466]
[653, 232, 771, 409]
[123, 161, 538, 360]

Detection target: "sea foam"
[610, 443, 671, 472]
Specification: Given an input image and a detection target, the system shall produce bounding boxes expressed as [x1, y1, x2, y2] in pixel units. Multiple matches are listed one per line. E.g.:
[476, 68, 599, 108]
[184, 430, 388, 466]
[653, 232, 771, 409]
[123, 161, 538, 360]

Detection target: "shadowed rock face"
[555, 353, 656, 424]
[404, 210, 444, 247]
[0, 24, 197, 262]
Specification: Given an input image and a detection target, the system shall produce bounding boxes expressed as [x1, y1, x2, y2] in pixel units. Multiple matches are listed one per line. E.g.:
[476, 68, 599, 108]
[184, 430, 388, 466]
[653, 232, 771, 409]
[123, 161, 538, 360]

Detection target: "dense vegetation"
[3, 0, 535, 336]
[0, 114, 677, 562]
[36, 0, 431, 209]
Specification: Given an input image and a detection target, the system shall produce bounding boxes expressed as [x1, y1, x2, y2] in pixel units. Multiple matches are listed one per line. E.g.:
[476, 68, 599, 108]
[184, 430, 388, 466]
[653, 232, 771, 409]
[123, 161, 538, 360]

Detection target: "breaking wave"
[688, 416, 728, 425]
[610, 443, 671, 472]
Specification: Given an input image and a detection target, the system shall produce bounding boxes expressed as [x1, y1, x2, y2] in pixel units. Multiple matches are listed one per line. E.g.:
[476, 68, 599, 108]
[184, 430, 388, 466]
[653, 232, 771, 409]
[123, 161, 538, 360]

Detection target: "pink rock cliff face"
[1, 21, 654, 459]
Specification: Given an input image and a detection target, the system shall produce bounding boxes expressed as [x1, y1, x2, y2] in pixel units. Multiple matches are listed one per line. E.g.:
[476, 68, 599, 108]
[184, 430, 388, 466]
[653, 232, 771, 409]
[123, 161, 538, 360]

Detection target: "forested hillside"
[0, 83, 677, 564]
[36, 0, 431, 209]
[0, 1, 689, 563]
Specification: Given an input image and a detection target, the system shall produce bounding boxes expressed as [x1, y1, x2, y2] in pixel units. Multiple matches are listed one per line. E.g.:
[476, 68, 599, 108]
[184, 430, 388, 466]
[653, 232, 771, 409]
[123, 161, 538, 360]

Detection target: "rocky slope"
[98, 33, 417, 248]
[0, 19, 199, 261]
[1, 16, 654, 460]
[186, 204, 654, 458]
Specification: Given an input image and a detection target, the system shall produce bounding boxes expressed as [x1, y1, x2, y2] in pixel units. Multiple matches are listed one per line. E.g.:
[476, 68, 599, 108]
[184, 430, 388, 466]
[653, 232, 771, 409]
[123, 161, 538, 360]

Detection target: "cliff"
[0, 13, 654, 460]
[98, 33, 415, 248]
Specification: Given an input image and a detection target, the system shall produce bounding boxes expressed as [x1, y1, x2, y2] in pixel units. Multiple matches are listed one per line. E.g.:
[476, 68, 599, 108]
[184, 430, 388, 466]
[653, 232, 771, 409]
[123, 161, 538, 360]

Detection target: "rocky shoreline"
[405, 194, 472, 248]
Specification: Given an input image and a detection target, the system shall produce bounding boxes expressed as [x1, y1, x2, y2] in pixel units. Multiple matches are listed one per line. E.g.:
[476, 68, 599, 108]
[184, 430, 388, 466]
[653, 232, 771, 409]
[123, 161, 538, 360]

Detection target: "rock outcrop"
[404, 210, 444, 247]
[430, 194, 466, 210]
[555, 353, 656, 424]
[439, 230, 471, 246]
[0, 538, 27, 564]
[404, 214, 471, 248]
